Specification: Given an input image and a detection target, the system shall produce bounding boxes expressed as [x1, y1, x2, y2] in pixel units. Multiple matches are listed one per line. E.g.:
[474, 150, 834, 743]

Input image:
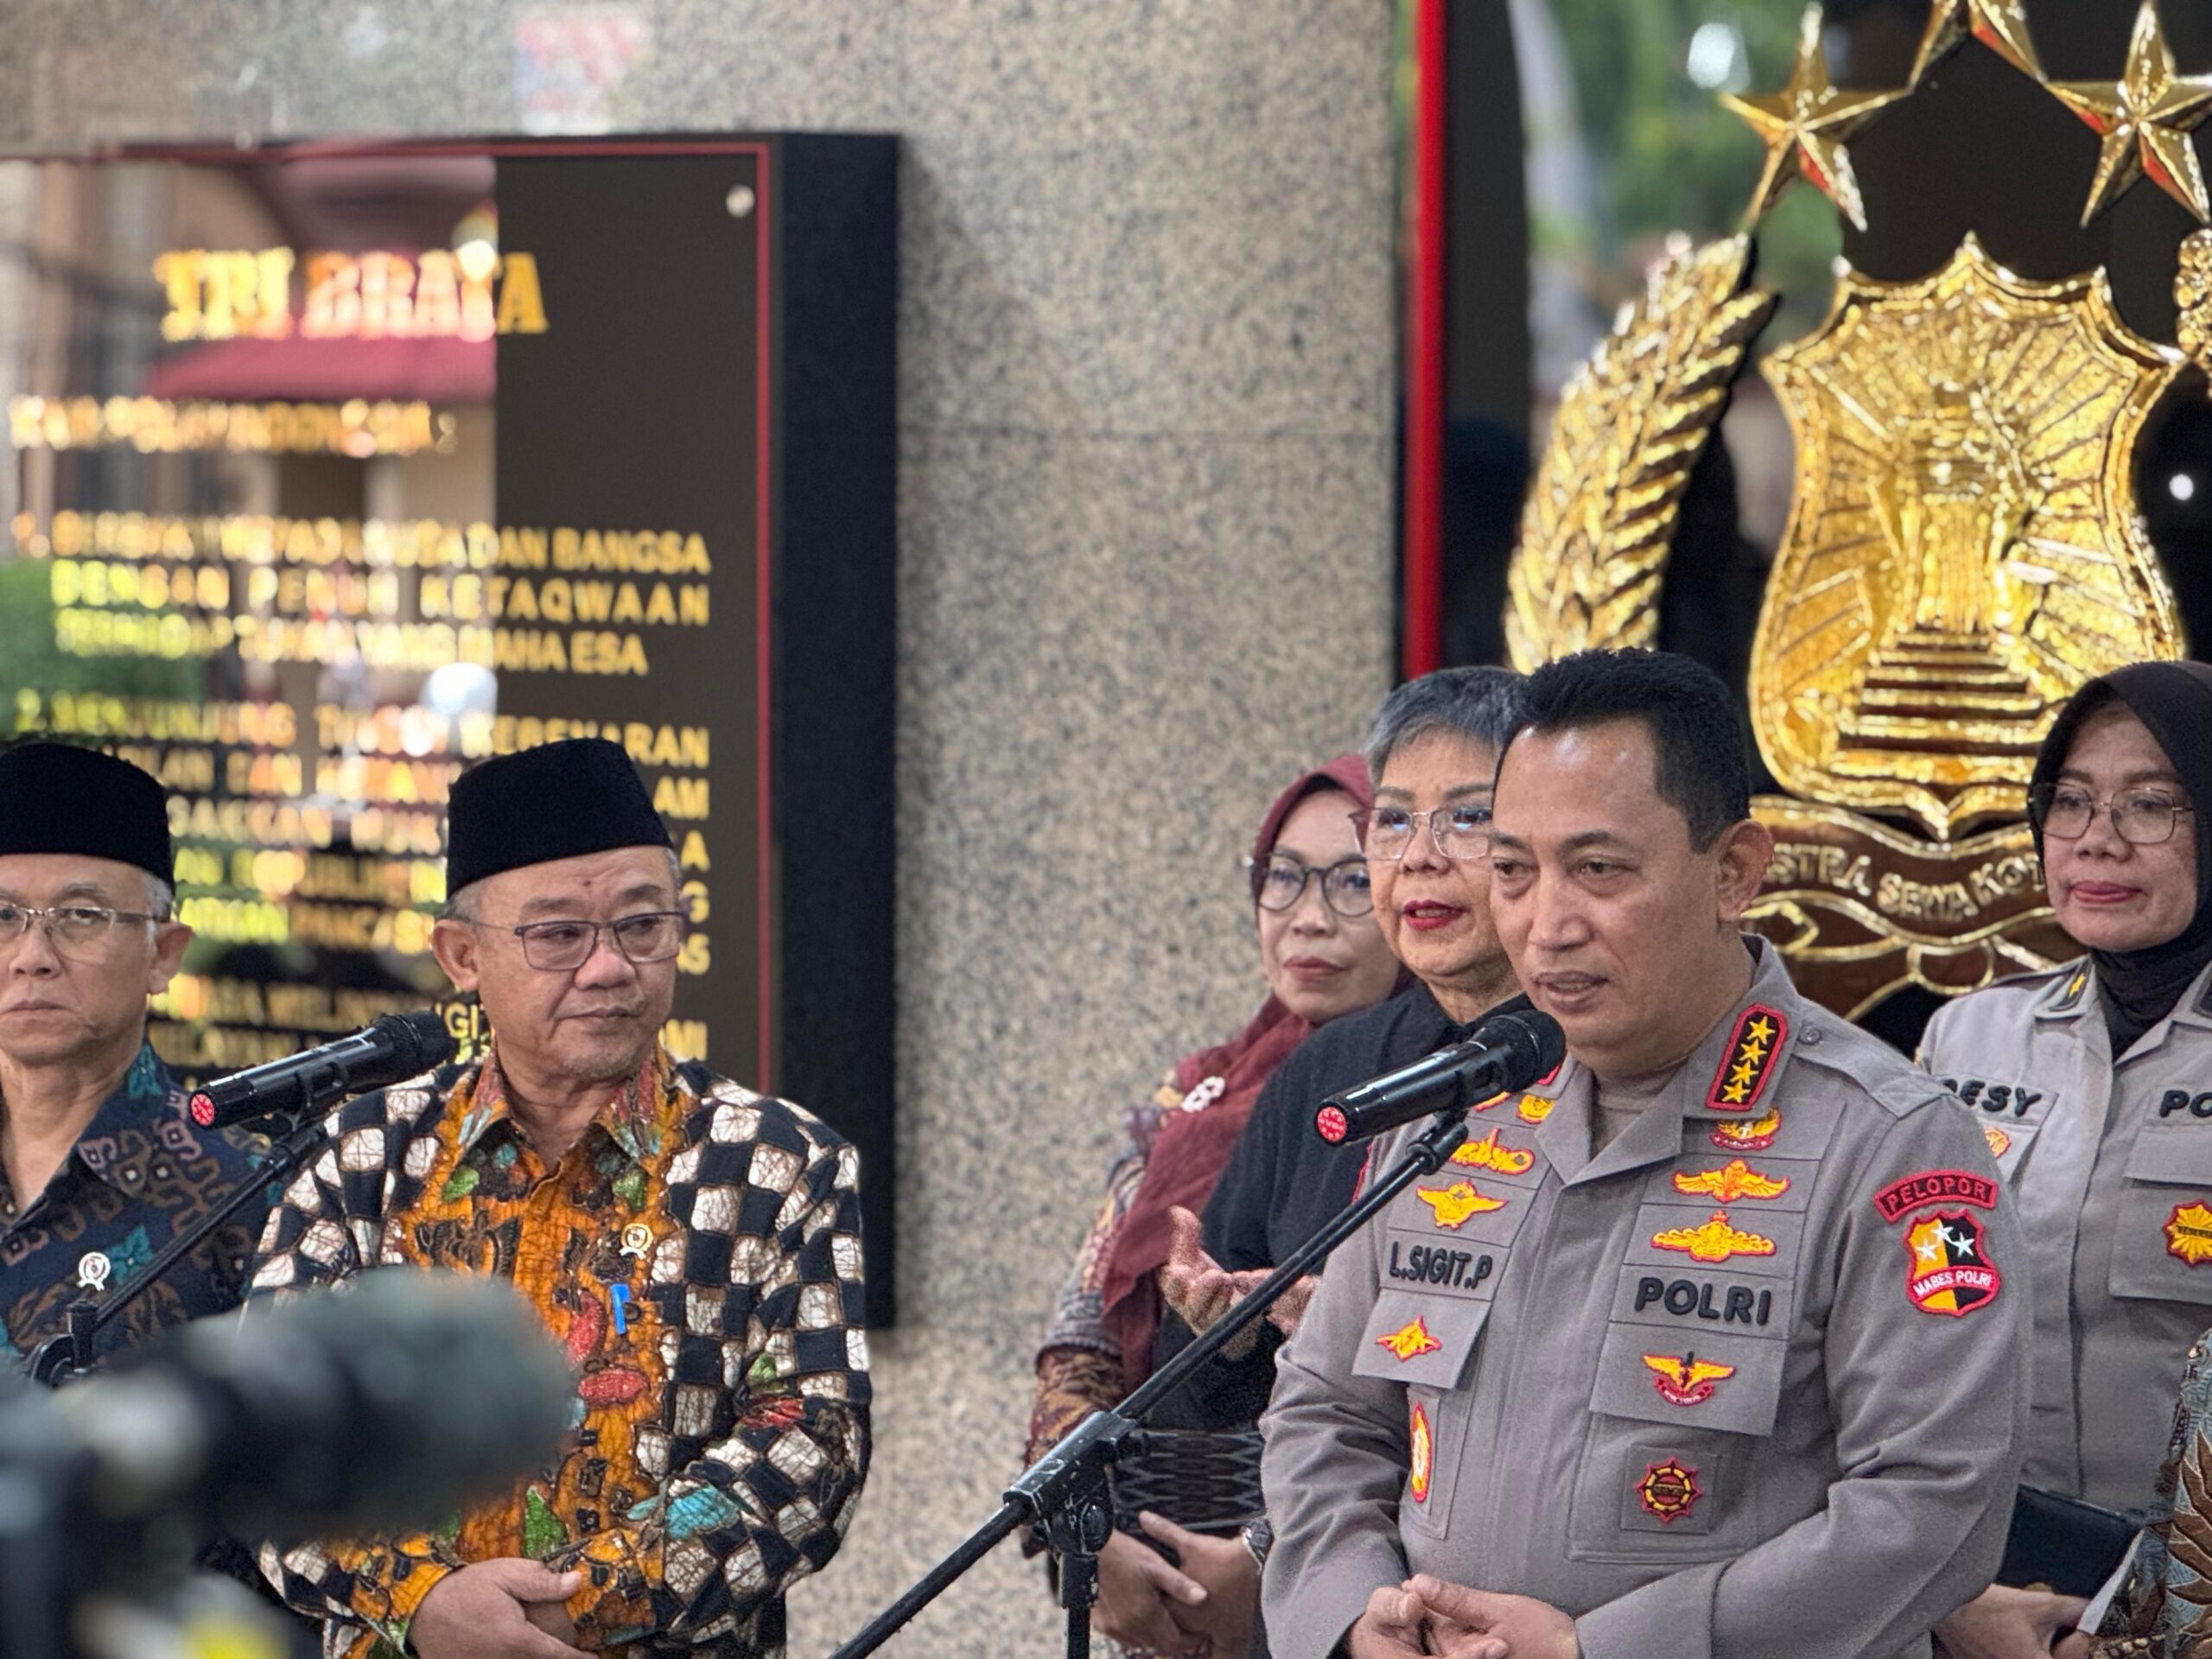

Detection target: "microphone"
[1314, 1002, 1565, 1146]
[188, 1011, 455, 1129]
[23, 1269, 572, 1546]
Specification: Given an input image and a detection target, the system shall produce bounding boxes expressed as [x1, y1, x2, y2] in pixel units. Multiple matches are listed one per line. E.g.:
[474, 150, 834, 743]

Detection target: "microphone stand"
[828, 1106, 1477, 1659]
[24, 1075, 331, 1386]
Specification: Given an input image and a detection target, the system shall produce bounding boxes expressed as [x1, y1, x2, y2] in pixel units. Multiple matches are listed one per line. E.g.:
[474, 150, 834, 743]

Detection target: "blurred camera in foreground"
[0, 1270, 571, 1659]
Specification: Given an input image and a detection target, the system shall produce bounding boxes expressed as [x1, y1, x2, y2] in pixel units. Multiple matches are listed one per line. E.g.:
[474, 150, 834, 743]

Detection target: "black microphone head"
[1486, 1005, 1566, 1085]
[374, 1009, 460, 1074]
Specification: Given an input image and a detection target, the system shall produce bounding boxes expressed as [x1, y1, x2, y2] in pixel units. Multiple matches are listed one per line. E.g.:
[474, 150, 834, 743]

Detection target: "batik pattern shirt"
[2089, 1330, 2212, 1656]
[252, 1043, 869, 1659]
[0, 1040, 266, 1366]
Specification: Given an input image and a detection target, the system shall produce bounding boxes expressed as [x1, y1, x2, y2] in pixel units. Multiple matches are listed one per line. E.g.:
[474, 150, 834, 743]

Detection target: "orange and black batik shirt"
[251, 1042, 869, 1659]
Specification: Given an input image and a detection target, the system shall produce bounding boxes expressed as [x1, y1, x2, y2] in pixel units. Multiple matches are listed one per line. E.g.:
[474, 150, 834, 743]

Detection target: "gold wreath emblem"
[1505, 234, 1778, 671]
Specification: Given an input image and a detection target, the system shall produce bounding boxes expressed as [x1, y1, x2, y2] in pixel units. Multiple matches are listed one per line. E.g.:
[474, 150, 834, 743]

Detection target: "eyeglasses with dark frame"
[1245, 854, 1375, 918]
[1351, 804, 1492, 861]
[0, 902, 167, 950]
[2031, 783, 2196, 847]
[471, 910, 690, 972]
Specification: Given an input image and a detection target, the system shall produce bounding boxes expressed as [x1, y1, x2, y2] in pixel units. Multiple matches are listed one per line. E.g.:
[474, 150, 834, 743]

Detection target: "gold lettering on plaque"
[156, 248, 549, 342]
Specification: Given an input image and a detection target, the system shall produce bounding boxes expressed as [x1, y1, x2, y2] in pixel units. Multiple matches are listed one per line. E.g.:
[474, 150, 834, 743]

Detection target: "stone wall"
[0, 3, 1400, 1650]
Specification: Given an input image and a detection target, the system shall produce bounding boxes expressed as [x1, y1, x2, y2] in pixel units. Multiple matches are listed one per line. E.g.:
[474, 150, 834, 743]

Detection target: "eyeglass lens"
[1255, 858, 1374, 917]
[2037, 786, 2189, 845]
[517, 912, 686, 969]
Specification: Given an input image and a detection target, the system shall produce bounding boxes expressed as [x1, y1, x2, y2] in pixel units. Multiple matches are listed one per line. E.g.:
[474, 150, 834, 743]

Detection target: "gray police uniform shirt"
[1262, 943, 2027, 1659]
[1920, 956, 2212, 1513]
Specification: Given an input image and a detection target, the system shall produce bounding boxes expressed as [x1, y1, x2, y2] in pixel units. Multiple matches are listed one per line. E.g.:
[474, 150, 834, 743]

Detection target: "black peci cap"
[444, 738, 672, 893]
[0, 742, 174, 884]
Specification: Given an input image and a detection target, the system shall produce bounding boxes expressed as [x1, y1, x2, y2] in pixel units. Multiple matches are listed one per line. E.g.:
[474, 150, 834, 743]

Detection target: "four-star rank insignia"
[1452, 1126, 1535, 1176]
[1408, 1400, 1433, 1503]
[2166, 1201, 2212, 1267]
[1673, 1159, 1791, 1203]
[1707, 1006, 1788, 1110]
[1642, 1352, 1738, 1407]
[1637, 1457, 1704, 1524]
[1377, 1314, 1445, 1362]
[1651, 1209, 1778, 1265]
[1904, 1209, 2002, 1317]
[1415, 1179, 1510, 1230]
[1711, 1105, 1782, 1151]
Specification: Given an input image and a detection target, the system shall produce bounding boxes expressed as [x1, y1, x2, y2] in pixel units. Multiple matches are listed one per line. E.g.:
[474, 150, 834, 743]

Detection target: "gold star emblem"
[2047, 0, 2212, 225]
[1910, 0, 2041, 86]
[1720, 4, 1904, 232]
[1745, 1015, 1777, 1047]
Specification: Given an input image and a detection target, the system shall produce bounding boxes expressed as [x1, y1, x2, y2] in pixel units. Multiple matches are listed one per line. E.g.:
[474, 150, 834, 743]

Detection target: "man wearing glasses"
[0, 741, 266, 1365]
[254, 738, 869, 1659]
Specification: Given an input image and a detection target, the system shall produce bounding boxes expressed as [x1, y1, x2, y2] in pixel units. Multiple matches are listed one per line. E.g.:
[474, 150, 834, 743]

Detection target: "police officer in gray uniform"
[1262, 650, 2026, 1659]
[1920, 661, 2212, 1659]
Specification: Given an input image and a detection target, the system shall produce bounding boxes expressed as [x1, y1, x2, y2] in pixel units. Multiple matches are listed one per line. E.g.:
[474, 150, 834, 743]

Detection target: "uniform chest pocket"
[1352, 1289, 1490, 1538]
[2109, 1132, 2212, 1304]
[1562, 1325, 1785, 1564]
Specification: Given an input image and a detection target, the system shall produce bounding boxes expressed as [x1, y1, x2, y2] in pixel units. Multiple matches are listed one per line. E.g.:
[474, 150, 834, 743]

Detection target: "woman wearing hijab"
[1027, 755, 1401, 1659]
[1924, 661, 2212, 1659]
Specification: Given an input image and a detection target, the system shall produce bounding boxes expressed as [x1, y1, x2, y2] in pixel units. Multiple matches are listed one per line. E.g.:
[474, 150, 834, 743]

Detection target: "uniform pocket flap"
[2123, 1130, 2212, 1185]
[1350, 1289, 1489, 1389]
[1587, 1322, 1787, 1437]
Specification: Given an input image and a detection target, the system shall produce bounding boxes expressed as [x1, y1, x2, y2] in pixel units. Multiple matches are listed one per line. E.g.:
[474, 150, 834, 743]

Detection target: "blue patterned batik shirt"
[0, 1039, 268, 1367]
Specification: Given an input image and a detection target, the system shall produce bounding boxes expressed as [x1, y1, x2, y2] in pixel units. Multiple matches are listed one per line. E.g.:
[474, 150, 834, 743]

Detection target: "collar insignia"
[1707, 1005, 1788, 1111]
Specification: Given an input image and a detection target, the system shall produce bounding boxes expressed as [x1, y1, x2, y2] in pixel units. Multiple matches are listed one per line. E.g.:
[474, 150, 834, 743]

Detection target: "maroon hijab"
[1097, 753, 1380, 1389]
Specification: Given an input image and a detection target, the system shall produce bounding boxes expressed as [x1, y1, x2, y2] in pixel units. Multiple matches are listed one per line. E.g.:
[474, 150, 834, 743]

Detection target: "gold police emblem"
[1504, 229, 2187, 1019]
[2166, 1201, 2212, 1268]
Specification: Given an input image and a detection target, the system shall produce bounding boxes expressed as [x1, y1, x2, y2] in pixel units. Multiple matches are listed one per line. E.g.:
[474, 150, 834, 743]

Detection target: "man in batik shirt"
[0, 741, 265, 1365]
[255, 738, 869, 1659]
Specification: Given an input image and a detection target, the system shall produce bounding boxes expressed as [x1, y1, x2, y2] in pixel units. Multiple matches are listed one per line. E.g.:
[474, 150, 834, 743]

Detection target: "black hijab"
[2029, 662, 2212, 1056]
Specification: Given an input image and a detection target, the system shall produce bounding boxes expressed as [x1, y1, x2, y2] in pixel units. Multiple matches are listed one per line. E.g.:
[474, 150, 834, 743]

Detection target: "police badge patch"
[1903, 1210, 2001, 1317]
[1637, 1457, 1703, 1523]
[2164, 1201, 2212, 1268]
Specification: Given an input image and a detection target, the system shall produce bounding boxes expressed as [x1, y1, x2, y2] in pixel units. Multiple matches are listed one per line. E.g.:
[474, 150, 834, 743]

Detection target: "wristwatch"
[1241, 1516, 1273, 1571]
